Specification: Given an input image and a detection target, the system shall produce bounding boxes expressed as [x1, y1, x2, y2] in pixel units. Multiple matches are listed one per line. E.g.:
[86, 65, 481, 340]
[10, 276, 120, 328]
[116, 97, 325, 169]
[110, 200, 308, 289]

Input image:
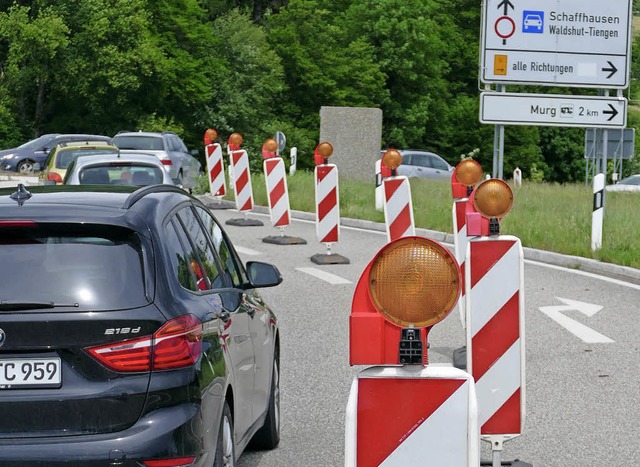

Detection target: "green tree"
[201, 8, 287, 169]
[265, 0, 388, 168]
[0, 4, 69, 138]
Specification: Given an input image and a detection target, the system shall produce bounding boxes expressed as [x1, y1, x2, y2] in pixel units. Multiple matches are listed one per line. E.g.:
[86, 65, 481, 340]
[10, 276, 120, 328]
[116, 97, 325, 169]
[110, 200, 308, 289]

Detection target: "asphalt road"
[206, 203, 640, 467]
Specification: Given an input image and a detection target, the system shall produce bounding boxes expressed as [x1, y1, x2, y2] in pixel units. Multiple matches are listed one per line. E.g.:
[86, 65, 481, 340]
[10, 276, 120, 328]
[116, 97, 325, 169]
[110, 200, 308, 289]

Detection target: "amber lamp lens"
[229, 132, 243, 146]
[264, 138, 278, 152]
[455, 159, 483, 186]
[205, 128, 218, 142]
[317, 142, 333, 158]
[368, 237, 461, 328]
[381, 149, 402, 170]
[473, 178, 513, 218]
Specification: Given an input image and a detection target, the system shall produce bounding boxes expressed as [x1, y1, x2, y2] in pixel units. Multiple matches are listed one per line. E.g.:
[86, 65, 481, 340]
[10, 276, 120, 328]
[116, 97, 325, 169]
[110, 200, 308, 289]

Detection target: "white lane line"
[525, 260, 640, 291]
[295, 267, 352, 285]
[235, 246, 262, 256]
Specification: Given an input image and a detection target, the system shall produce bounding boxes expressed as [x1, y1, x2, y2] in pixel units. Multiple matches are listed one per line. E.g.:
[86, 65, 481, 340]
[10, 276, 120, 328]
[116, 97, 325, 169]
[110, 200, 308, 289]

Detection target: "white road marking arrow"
[539, 297, 614, 344]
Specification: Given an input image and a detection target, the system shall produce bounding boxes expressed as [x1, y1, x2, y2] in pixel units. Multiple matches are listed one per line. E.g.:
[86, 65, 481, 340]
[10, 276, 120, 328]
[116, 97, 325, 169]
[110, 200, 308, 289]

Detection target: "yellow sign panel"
[494, 54, 507, 76]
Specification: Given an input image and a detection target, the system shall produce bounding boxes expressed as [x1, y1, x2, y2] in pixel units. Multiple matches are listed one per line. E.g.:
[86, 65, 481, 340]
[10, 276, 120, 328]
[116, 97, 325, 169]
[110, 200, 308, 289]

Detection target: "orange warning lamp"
[466, 178, 514, 236]
[314, 142, 334, 165]
[204, 128, 218, 145]
[381, 149, 402, 173]
[451, 159, 483, 199]
[350, 236, 461, 366]
[262, 138, 278, 159]
[228, 132, 243, 151]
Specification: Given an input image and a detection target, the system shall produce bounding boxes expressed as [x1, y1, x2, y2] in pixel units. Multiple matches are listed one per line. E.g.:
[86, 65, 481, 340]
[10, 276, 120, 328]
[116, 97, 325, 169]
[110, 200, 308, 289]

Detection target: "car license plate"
[0, 357, 61, 389]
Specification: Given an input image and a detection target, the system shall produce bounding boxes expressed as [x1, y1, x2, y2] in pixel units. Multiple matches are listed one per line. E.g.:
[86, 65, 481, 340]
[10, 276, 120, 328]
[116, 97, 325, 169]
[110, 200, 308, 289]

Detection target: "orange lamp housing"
[204, 128, 218, 146]
[262, 138, 278, 159]
[228, 132, 243, 151]
[350, 236, 461, 366]
[451, 159, 483, 199]
[314, 142, 333, 165]
[465, 178, 514, 236]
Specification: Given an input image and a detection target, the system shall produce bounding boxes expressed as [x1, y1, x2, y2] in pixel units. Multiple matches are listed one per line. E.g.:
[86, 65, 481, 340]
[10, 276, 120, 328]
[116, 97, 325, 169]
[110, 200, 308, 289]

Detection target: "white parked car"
[605, 174, 640, 192]
[63, 152, 175, 186]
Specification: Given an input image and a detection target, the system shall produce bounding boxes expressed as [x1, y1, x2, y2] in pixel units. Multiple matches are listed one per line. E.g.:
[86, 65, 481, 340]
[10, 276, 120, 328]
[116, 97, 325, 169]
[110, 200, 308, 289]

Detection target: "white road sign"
[480, 92, 627, 128]
[480, 0, 632, 88]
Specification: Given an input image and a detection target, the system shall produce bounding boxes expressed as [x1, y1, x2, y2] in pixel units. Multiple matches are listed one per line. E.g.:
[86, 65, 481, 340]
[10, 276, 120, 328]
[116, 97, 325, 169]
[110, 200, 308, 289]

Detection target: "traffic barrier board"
[345, 366, 479, 467]
[466, 236, 525, 439]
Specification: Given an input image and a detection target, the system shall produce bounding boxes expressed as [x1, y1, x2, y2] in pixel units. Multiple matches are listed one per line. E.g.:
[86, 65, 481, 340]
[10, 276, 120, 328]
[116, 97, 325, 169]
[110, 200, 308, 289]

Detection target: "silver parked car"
[63, 152, 175, 186]
[112, 131, 202, 190]
[605, 174, 640, 192]
[380, 149, 454, 180]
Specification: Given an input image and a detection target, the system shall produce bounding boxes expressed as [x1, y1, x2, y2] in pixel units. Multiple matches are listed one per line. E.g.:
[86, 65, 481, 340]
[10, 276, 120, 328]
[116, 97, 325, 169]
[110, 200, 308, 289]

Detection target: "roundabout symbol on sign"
[494, 16, 515, 45]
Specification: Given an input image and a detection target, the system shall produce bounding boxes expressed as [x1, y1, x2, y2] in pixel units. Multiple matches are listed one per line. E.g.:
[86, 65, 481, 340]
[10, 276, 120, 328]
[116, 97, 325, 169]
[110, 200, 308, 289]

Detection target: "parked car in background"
[112, 131, 201, 190]
[0, 183, 282, 466]
[379, 149, 454, 180]
[0, 133, 112, 173]
[605, 174, 640, 192]
[40, 140, 119, 184]
[63, 152, 175, 186]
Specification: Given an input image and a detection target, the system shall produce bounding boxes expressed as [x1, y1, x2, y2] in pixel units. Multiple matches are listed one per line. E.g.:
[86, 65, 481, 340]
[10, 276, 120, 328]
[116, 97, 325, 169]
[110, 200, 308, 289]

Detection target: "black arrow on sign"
[603, 104, 618, 121]
[602, 61, 618, 79]
[498, 0, 514, 15]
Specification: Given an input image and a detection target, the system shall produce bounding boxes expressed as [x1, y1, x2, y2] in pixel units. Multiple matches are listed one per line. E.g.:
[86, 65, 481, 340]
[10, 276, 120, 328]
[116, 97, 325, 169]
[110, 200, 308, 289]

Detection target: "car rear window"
[0, 223, 148, 310]
[78, 165, 164, 186]
[113, 136, 164, 151]
[57, 148, 118, 169]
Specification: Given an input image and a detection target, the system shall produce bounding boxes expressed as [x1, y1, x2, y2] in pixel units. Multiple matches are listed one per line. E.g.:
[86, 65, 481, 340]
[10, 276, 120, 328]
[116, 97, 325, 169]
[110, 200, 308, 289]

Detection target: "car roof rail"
[123, 185, 188, 209]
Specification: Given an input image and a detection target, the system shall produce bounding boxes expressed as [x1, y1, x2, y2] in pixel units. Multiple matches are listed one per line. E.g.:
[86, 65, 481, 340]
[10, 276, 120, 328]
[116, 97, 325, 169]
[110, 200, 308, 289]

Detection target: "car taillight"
[86, 314, 202, 372]
[0, 220, 38, 227]
[161, 159, 172, 166]
[142, 456, 196, 467]
[47, 172, 63, 183]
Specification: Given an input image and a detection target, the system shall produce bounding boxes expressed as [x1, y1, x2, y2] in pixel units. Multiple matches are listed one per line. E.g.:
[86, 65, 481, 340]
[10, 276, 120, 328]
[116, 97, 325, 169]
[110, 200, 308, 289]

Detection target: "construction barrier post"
[225, 132, 263, 227]
[347, 237, 479, 466]
[261, 138, 306, 245]
[464, 178, 530, 467]
[203, 128, 230, 210]
[311, 142, 348, 264]
[380, 150, 414, 242]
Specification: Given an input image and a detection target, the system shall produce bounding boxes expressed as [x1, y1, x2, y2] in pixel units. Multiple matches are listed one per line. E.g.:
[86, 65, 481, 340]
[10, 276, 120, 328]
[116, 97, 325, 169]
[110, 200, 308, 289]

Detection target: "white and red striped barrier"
[345, 365, 479, 467]
[382, 176, 415, 242]
[205, 143, 226, 198]
[229, 148, 254, 212]
[264, 157, 290, 227]
[315, 163, 339, 244]
[465, 235, 525, 443]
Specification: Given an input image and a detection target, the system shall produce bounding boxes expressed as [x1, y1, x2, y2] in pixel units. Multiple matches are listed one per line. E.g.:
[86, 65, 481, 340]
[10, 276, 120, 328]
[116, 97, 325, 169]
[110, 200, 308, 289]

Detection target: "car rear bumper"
[0, 403, 208, 466]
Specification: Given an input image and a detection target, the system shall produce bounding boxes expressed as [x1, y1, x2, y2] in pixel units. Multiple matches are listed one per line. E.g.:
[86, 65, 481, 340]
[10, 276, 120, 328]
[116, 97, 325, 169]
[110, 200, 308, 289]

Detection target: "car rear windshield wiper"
[0, 300, 79, 311]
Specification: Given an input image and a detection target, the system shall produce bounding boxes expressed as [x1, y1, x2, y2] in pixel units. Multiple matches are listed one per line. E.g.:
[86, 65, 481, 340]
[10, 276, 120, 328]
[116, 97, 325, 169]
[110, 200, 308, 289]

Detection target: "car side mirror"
[190, 149, 199, 156]
[246, 261, 282, 288]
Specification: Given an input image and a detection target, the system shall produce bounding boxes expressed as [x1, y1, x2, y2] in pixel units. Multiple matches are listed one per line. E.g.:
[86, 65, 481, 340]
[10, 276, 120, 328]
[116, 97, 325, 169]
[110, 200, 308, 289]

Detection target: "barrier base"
[481, 460, 533, 466]
[203, 198, 234, 210]
[311, 253, 350, 265]
[225, 218, 264, 227]
[453, 345, 467, 371]
[263, 235, 307, 245]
